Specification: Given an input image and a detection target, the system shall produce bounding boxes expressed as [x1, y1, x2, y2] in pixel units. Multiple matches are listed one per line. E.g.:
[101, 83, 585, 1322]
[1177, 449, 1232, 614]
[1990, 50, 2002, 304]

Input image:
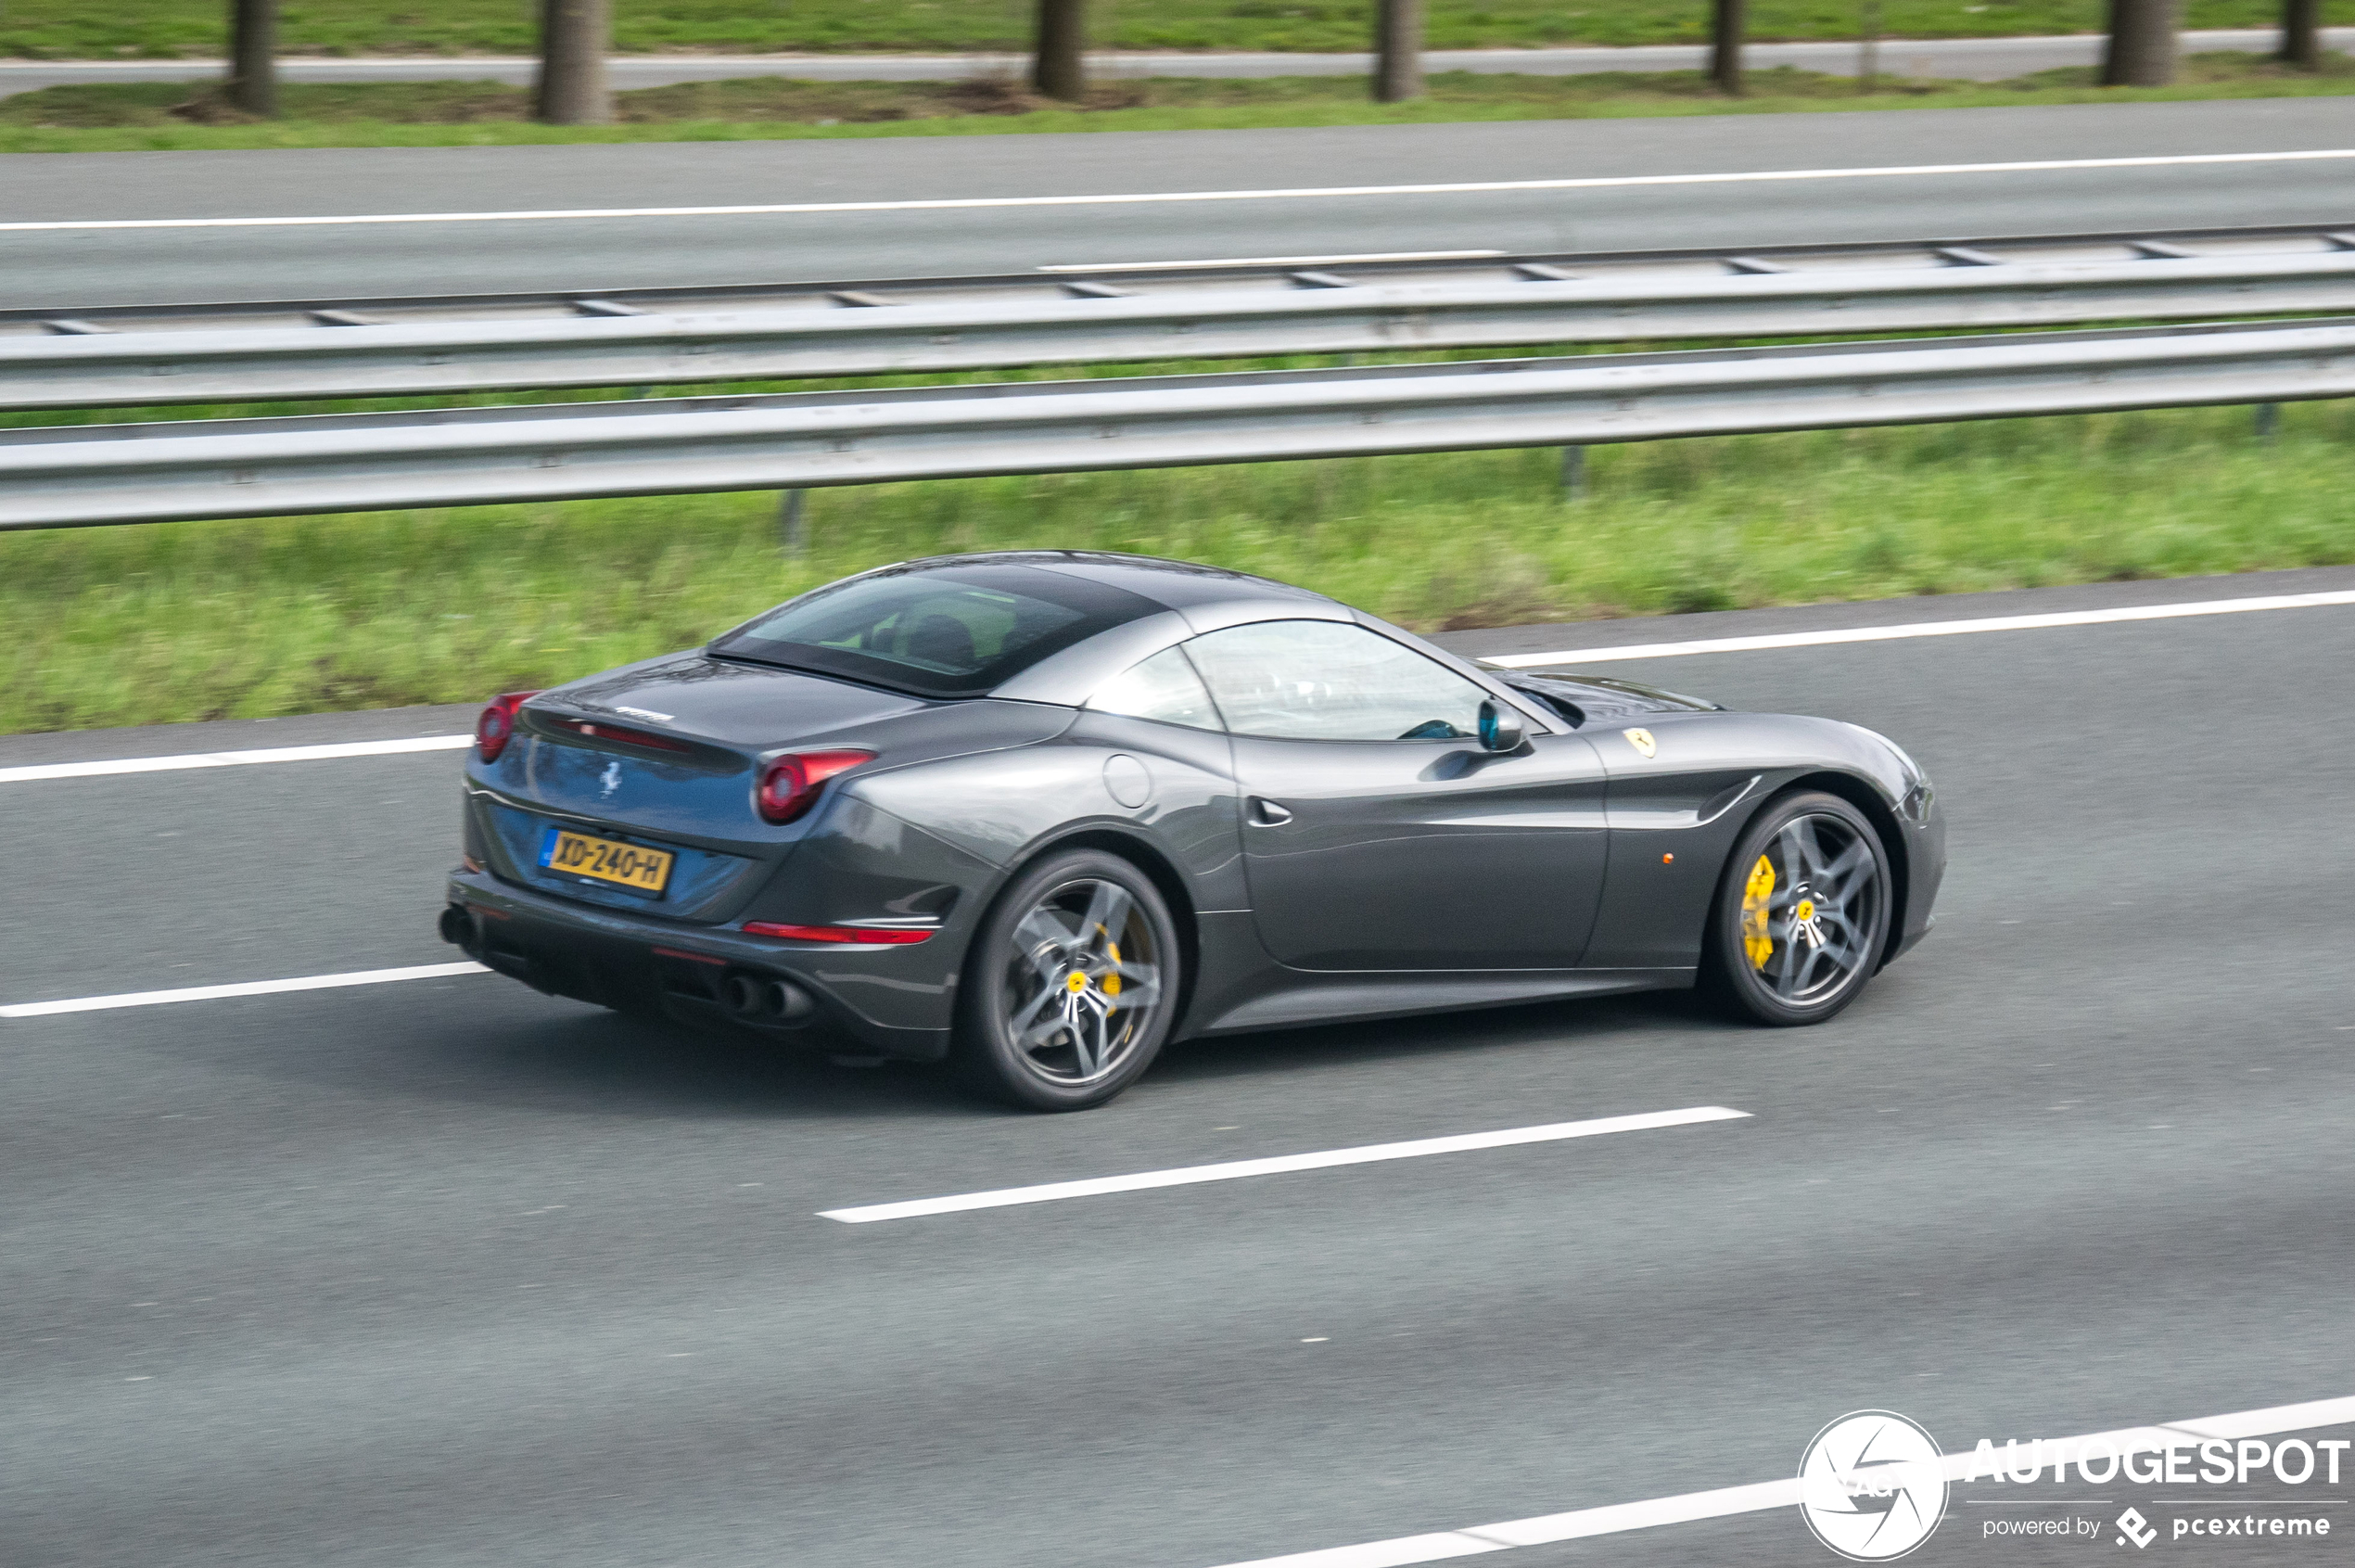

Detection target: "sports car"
[440, 552, 1943, 1109]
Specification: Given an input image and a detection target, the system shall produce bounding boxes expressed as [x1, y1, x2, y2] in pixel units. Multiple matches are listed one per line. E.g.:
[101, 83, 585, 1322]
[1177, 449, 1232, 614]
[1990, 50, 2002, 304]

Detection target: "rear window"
[710, 564, 1163, 697]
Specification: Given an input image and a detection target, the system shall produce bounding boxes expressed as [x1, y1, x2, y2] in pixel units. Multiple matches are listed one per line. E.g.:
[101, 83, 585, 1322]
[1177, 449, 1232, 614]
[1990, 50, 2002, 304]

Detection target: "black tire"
[1700, 790, 1891, 1026]
[954, 848, 1183, 1111]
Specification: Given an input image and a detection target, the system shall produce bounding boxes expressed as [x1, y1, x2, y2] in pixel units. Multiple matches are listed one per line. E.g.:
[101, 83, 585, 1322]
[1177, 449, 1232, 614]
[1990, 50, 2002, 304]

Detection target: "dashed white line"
[1037, 249, 1506, 272]
[0, 962, 488, 1019]
[0, 733, 470, 784]
[1482, 589, 2355, 667]
[816, 1105, 1750, 1222]
[1212, 1395, 2355, 1566]
[6, 150, 2349, 232]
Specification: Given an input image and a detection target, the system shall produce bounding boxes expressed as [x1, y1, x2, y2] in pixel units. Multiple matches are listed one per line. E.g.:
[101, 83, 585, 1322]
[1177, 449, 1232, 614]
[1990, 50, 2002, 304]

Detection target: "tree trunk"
[1373, 0, 1425, 103]
[2100, 0, 2178, 85]
[534, 0, 612, 125]
[1709, 0, 1747, 95]
[226, 0, 276, 118]
[1032, 0, 1087, 102]
[2278, 0, 2321, 67]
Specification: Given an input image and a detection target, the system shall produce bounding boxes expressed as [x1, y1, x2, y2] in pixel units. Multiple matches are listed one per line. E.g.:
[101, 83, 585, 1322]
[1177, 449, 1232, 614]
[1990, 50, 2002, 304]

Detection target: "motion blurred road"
[2, 97, 2350, 304]
[6, 569, 2353, 1567]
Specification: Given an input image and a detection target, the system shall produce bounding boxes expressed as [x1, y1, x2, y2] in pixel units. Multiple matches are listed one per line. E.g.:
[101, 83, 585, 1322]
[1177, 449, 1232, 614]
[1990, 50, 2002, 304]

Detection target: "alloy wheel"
[1738, 810, 1885, 1006]
[998, 876, 1166, 1087]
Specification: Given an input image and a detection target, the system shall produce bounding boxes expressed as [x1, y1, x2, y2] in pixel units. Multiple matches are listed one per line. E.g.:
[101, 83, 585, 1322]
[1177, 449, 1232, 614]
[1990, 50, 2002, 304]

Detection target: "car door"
[1184, 619, 1610, 972]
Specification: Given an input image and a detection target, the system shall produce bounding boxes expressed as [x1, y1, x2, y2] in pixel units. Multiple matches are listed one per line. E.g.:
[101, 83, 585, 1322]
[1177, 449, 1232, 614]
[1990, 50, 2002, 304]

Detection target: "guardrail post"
[228, 0, 278, 118]
[1710, 0, 1747, 94]
[2255, 402, 2281, 441]
[535, 0, 613, 124]
[1373, 0, 1425, 102]
[1032, 0, 1088, 102]
[780, 490, 808, 555]
[1560, 446, 1587, 501]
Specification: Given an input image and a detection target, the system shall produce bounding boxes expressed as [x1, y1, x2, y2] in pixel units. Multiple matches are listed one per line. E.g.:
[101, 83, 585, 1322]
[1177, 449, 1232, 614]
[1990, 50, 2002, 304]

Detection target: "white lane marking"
[6, 150, 2350, 232]
[1482, 588, 2355, 667]
[1038, 249, 1507, 272]
[0, 962, 488, 1018]
[0, 734, 471, 784]
[1215, 1395, 2355, 1566]
[816, 1105, 1749, 1223]
[14, 590, 2352, 784]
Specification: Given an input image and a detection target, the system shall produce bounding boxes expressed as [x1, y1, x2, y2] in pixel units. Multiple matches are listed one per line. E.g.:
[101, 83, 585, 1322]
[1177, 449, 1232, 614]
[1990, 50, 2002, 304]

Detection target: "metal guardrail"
[7, 318, 2349, 531]
[6, 223, 2353, 411]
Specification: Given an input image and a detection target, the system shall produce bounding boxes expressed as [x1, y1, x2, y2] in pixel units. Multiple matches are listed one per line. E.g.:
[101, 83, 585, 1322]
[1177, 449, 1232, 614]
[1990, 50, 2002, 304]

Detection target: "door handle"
[1249, 797, 1293, 826]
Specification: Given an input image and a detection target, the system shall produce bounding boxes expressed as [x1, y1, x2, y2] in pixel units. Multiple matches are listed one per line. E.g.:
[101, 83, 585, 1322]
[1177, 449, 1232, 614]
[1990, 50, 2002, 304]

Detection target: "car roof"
[885, 550, 1339, 618]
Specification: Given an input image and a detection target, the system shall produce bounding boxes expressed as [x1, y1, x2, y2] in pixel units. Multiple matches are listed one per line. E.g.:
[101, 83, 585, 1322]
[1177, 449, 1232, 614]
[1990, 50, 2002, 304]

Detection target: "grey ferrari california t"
[441, 551, 1943, 1109]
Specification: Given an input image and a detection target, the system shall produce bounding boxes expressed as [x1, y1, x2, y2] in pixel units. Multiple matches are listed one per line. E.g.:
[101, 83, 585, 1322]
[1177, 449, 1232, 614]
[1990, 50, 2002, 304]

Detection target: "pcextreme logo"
[1799, 1410, 1950, 1561]
[1797, 1413, 2346, 1558]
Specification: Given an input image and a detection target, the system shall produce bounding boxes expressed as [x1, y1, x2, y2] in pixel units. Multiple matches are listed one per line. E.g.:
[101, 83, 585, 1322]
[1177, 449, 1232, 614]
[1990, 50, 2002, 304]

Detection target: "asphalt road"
[4, 31, 2349, 96]
[6, 567, 2354, 1567]
[2, 96, 2351, 308]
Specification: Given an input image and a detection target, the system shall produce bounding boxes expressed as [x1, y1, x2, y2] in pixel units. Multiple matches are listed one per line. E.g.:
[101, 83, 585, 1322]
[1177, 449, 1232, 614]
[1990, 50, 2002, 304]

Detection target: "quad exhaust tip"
[438, 904, 481, 957]
[725, 972, 815, 1025]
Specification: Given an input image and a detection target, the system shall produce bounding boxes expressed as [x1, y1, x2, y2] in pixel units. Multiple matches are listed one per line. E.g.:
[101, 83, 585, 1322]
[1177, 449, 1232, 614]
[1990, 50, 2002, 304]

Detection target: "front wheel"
[1701, 790, 1891, 1026]
[954, 849, 1182, 1111]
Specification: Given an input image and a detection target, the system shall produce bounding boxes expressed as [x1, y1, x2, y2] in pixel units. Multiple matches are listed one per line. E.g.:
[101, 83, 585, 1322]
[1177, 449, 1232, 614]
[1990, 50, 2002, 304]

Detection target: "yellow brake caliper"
[1741, 855, 1776, 970]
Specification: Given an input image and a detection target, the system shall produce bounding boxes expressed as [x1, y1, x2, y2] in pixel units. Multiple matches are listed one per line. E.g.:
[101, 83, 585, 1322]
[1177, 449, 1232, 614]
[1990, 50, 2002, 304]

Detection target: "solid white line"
[1213, 1395, 2355, 1566]
[13, 590, 2351, 786]
[0, 962, 490, 1019]
[0, 733, 471, 785]
[816, 1105, 1750, 1222]
[7, 149, 2349, 232]
[1481, 589, 2355, 667]
[1037, 249, 1507, 272]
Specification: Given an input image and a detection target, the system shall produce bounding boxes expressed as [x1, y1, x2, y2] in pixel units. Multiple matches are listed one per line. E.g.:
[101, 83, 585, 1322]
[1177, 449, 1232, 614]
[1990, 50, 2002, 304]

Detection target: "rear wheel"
[954, 849, 1181, 1111]
[1701, 791, 1890, 1026]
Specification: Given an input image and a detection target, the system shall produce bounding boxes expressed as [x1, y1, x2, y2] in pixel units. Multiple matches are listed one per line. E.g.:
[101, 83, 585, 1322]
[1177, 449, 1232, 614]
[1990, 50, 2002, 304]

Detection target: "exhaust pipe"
[764, 979, 815, 1024]
[722, 972, 817, 1025]
[438, 904, 482, 958]
[724, 974, 766, 1017]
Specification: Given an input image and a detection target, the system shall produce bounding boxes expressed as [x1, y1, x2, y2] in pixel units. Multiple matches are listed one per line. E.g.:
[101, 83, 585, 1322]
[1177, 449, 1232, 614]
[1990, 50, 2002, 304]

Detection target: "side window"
[1185, 620, 1493, 742]
[1087, 644, 1223, 731]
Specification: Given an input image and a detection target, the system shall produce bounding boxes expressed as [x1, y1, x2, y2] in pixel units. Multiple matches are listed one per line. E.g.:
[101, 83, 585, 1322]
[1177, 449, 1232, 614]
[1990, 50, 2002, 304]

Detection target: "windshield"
[710, 563, 1163, 697]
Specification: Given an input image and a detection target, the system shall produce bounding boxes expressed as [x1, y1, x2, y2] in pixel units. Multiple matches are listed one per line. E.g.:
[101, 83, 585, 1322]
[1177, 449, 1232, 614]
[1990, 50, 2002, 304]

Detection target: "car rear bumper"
[442, 867, 957, 1061]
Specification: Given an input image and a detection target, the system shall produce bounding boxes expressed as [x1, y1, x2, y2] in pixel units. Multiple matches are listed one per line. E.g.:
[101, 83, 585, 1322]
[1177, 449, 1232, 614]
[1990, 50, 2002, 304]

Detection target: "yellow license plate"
[540, 827, 674, 895]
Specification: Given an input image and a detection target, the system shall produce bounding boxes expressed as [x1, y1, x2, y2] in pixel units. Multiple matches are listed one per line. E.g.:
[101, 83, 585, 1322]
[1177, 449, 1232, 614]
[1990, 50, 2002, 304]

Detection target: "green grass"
[6, 400, 2351, 733]
[3, 53, 2352, 150]
[6, 0, 2355, 58]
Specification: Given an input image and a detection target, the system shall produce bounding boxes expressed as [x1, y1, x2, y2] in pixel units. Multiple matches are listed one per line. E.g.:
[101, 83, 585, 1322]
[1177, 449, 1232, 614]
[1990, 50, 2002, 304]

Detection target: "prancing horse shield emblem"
[1623, 728, 1657, 759]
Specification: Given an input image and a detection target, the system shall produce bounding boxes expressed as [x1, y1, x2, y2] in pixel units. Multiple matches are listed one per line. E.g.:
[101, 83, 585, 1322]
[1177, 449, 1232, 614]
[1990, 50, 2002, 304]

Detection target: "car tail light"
[475, 691, 540, 763]
[743, 922, 933, 945]
[755, 749, 874, 824]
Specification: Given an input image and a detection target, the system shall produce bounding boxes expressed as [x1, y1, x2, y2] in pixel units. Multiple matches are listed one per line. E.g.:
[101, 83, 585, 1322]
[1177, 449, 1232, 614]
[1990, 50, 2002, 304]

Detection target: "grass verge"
[6, 399, 2351, 733]
[6, 0, 2353, 58]
[2, 54, 2351, 150]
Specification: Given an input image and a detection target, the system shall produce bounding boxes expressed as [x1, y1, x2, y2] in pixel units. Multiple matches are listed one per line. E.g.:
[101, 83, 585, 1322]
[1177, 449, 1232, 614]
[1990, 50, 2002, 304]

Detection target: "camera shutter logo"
[1798, 1410, 1949, 1561]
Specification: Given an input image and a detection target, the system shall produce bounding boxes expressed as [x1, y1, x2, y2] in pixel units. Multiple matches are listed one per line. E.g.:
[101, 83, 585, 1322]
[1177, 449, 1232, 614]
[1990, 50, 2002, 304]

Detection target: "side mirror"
[1477, 699, 1525, 753]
